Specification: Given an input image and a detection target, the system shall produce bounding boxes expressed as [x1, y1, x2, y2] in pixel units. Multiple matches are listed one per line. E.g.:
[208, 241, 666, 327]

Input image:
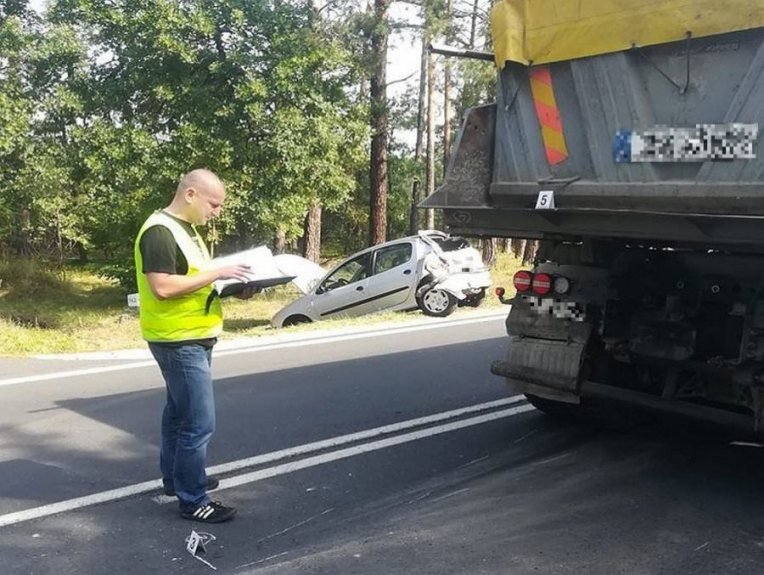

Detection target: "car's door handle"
[403, 269, 412, 275]
[356, 286, 364, 291]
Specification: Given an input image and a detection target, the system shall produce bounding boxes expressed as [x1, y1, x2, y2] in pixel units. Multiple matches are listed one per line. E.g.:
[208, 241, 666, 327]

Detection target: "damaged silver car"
[271, 231, 491, 327]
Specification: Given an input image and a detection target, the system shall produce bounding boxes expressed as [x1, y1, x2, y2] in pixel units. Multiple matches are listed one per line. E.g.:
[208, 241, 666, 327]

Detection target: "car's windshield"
[319, 253, 370, 293]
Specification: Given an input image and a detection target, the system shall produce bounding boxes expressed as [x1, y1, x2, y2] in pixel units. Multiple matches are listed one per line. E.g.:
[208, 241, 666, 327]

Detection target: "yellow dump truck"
[424, 1, 764, 431]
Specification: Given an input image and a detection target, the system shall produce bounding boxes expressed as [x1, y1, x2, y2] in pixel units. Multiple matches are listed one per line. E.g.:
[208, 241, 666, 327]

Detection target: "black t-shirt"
[139, 211, 216, 348]
[139, 213, 200, 275]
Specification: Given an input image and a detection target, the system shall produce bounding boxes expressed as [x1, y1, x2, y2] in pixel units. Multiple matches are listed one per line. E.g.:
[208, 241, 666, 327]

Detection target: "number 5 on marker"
[535, 190, 555, 210]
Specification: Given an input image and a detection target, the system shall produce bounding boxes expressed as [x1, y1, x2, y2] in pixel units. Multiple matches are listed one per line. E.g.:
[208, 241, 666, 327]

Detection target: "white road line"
[0, 399, 534, 528]
[0, 313, 505, 388]
[0, 360, 161, 388]
[206, 396, 525, 477]
[216, 404, 535, 491]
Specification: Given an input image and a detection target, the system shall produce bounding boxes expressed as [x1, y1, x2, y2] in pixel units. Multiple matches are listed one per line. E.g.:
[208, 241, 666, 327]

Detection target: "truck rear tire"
[525, 393, 642, 431]
[524, 394, 579, 420]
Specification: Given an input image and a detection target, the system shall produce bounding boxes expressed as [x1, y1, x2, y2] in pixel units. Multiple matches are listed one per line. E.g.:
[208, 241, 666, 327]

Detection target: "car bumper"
[435, 271, 492, 299]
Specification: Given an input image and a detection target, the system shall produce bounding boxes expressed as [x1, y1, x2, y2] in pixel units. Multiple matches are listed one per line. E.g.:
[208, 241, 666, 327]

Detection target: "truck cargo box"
[424, 3, 764, 247]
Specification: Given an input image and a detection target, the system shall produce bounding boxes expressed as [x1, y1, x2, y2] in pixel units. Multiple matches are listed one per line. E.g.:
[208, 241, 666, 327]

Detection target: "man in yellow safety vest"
[134, 169, 251, 523]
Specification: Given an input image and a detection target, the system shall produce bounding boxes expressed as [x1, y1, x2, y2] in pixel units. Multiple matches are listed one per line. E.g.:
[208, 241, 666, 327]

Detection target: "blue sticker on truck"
[614, 123, 758, 163]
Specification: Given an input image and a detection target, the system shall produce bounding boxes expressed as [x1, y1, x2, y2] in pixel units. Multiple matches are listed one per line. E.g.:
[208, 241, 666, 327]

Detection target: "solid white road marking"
[215, 404, 535, 491]
[0, 360, 160, 388]
[206, 396, 525, 477]
[0, 399, 534, 528]
[0, 313, 505, 388]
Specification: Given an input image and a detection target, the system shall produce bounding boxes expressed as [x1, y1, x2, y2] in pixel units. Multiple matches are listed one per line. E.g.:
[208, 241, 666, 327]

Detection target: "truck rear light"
[513, 271, 533, 292]
[532, 273, 552, 295]
[553, 276, 571, 295]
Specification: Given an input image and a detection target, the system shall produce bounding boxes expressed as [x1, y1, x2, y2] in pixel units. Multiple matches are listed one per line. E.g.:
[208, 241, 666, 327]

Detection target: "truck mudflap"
[491, 294, 594, 403]
[491, 337, 586, 404]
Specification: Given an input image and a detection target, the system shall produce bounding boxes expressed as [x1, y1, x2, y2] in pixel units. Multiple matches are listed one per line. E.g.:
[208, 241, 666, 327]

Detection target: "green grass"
[0, 252, 524, 356]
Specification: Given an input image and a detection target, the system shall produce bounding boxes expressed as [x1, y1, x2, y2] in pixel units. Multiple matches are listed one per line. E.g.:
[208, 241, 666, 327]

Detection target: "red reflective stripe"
[529, 66, 552, 86]
[532, 99, 563, 133]
[529, 66, 568, 166]
[545, 148, 568, 165]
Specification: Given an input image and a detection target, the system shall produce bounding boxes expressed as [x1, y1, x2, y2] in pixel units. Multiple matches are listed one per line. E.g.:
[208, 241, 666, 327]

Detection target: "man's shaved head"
[167, 168, 226, 225]
[176, 169, 224, 196]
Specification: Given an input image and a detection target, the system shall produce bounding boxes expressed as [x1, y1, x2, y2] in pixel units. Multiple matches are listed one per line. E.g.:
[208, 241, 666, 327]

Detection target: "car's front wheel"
[418, 288, 457, 317]
[282, 314, 312, 327]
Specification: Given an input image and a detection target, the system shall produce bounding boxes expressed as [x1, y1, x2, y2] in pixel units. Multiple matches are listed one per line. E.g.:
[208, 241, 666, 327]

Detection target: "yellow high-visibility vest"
[134, 211, 223, 342]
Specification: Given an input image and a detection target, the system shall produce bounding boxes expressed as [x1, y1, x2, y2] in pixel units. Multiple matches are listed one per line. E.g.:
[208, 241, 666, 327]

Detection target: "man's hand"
[146, 264, 252, 300]
[214, 264, 252, 282]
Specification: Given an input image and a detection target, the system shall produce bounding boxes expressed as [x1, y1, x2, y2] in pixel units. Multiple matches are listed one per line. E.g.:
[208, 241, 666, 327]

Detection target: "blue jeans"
[148, 342, 215, 510]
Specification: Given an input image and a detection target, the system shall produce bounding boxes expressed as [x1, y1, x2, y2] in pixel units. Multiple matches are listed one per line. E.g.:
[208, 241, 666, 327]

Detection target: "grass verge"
[0, 252, 523, 356]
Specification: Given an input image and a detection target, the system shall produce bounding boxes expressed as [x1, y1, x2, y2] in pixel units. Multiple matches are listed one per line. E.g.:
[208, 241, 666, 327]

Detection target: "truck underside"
[489, 240, 764, 432]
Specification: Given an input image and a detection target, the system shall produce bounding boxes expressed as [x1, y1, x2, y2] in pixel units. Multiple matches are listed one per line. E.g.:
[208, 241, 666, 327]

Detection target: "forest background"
[0, 0, 524, 354]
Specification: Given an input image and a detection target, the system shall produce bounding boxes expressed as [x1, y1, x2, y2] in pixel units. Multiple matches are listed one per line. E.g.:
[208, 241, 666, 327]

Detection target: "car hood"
[273, 254, 326, 294]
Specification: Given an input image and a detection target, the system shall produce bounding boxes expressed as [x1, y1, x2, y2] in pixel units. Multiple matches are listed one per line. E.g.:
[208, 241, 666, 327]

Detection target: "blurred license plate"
[527, 297, 585, 322]
[615, 123, 757, 162]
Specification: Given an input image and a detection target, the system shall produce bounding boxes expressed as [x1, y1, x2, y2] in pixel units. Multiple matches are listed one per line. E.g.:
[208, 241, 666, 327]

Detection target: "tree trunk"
[522, 240, 538, 265]
[442, 0, 453, 177]
[443, 60, 452, 176]
[425, 50, 436, 230]
[76, 242, 88, 264]
[482, 238, 497, 267]
[409, 30, 428, 235]
[409, 179, 421, 236]
[469, 0, 479, 48]
[55, 214, 64, 265]
[302, 200, 322, 263]
[511, 238, 526, 259]
[12, 207, 32, 259]
[273, 229, 287, 255]
[368, 0, 390, 246]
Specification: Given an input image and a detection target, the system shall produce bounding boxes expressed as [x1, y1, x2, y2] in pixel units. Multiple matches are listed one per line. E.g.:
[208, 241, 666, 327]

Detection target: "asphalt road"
[2, 312, 764, 574]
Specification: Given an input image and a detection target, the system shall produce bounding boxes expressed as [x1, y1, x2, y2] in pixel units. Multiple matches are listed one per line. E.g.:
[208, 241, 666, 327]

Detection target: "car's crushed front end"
[416, 232, 492, 315]
[420, 233, 492, 299]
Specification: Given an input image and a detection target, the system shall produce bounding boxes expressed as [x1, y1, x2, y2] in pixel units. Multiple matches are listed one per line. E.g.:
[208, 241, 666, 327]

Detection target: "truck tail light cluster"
[532, 273, 552, 295]
[513, 270, 533, 292]
[512, 270, 571, 296]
